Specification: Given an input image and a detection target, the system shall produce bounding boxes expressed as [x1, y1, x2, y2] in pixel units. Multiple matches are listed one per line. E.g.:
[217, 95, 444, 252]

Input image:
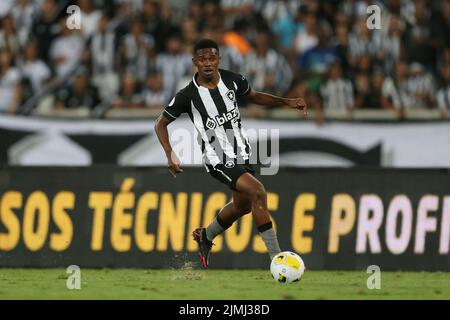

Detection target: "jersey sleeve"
[162, 91, 189, 121]
[235, 73, 252, 96]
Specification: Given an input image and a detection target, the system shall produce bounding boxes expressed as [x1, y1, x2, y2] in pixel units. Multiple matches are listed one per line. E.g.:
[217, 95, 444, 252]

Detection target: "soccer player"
[154, 39, 308, 268]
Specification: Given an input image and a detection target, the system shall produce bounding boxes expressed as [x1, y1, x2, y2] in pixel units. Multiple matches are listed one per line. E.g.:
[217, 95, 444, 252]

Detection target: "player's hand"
[167, 151, 183, 178]
[285, 98, 308, 117]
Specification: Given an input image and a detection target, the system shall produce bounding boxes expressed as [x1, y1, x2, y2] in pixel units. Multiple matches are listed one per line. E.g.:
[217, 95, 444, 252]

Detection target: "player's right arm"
[154, 92, 189, 178]
[154, 115, 183, 178]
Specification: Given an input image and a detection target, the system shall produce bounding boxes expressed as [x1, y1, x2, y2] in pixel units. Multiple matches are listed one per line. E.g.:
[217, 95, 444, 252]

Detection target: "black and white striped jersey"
[162, 69, 252, 170]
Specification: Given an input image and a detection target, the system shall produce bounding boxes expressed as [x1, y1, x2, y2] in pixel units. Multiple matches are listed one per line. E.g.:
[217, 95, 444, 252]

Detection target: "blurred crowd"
[0, 0, 449, 119]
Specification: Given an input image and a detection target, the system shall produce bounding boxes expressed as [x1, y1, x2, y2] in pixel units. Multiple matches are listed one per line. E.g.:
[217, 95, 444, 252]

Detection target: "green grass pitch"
[0, 268, 449, 300]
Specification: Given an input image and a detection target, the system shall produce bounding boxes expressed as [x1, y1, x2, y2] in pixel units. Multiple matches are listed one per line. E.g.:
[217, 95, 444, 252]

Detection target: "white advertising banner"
[0, 115, 449, 167]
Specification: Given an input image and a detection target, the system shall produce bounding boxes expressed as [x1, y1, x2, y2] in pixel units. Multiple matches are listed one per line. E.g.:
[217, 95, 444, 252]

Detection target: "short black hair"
[193, 39, 219, 54]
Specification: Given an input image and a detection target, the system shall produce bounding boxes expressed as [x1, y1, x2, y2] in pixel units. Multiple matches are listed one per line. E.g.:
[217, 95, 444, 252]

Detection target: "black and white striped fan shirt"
[162, 69, 252, 171]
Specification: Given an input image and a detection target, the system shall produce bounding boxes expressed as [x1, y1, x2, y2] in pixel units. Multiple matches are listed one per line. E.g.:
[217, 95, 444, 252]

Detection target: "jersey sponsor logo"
[206, 108, 239, 130]
[206, 118, 216, 130]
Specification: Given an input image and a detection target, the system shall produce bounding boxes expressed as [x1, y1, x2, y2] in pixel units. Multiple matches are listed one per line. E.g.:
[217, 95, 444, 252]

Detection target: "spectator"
[333, 24, 350, 72]
[334, 11, 351, 29]
[155, 35, 192, 101]
[120, 0, 144, 13]
[54, 68, 100, 110]
[243, 32, 292, 95]
[88, 14, 120, 101]
[438, 47, 450, 72]
[295, 27, 338, 108]
[151, 1, 180, 53]
[119, 19, 155, 83]
[350, 55, 373, 80]
[202, 30, 244, 73]
[180, 17, 199, 45]
[0, 50, 22, 114]
[340, 0, 371, 19]
[77, 0, 102, 40]
[19, 41, 52, 95]
[140, 0, 159, 36]
[142, 73, 166, 109]
[443, 1, 450, 48]
[187, 0, 202, 23]
[11, 0, 36, 45]
[294, 12, 319, 57]
[271, 4, 304, 51]
[256, 0, 301, 27]
[354, 70, 384, 109]
[354, 73, 371, 109]
[299, 28, 338, 76]
[403, 2, 440, 69]
[107, 1, 135, 42]
[390, 0, 413, 23]
[31, 0, 60, 62]
[111, 73, 144, 109]
[201, 0, 224, 32]
[372, 14, 403, 75]
[369, 71, 385, 109]
[320, 63, 354, 112]
[381, 61, 414, 112]
[0, 1, 14, 19]
[407, 62, 435, 109]
[436, 63, 450, 117]
[0, 15, 21, 57]
[221, 0, 254, 30]
[300, 0, 320, 17]
[49, 18, 85, 79]
[348, 18, 376, 69]
[223, 19, 253, 56]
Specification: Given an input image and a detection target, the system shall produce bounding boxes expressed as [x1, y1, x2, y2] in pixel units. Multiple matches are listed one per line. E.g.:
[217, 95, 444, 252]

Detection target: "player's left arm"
[246, 90, 308, 117]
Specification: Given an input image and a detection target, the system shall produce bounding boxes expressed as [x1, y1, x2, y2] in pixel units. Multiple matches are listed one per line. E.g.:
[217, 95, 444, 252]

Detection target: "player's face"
[193, 48, 221, 80]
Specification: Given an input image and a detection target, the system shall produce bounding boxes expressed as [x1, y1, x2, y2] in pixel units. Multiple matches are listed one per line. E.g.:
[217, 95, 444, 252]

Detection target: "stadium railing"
[26, 105, 450, 121]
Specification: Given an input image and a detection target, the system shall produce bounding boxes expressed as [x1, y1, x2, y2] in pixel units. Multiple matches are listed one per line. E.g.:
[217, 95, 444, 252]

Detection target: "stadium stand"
[0, 0, 448, 122]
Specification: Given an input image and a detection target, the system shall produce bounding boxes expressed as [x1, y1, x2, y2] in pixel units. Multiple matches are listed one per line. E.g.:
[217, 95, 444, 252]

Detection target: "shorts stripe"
[215, 168, 232, 182]
[164, 110, 177, 119]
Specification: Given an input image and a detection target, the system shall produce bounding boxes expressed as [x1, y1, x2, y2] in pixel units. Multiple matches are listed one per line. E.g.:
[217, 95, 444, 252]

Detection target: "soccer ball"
[270, 251, 305, 283]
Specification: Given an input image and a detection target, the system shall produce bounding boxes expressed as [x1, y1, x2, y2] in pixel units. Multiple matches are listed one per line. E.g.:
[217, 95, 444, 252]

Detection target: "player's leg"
[193, 192, 251, 268]
[205, 191, 252, 242]
[193, 163, 263, 268]
[235, 173, 281, 260]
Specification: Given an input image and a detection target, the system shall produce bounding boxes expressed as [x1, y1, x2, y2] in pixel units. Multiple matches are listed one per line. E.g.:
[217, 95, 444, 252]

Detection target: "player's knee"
[250, 183, 267, 202]
[235, 203, 252, 216]
[251, 184, 267, 204]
